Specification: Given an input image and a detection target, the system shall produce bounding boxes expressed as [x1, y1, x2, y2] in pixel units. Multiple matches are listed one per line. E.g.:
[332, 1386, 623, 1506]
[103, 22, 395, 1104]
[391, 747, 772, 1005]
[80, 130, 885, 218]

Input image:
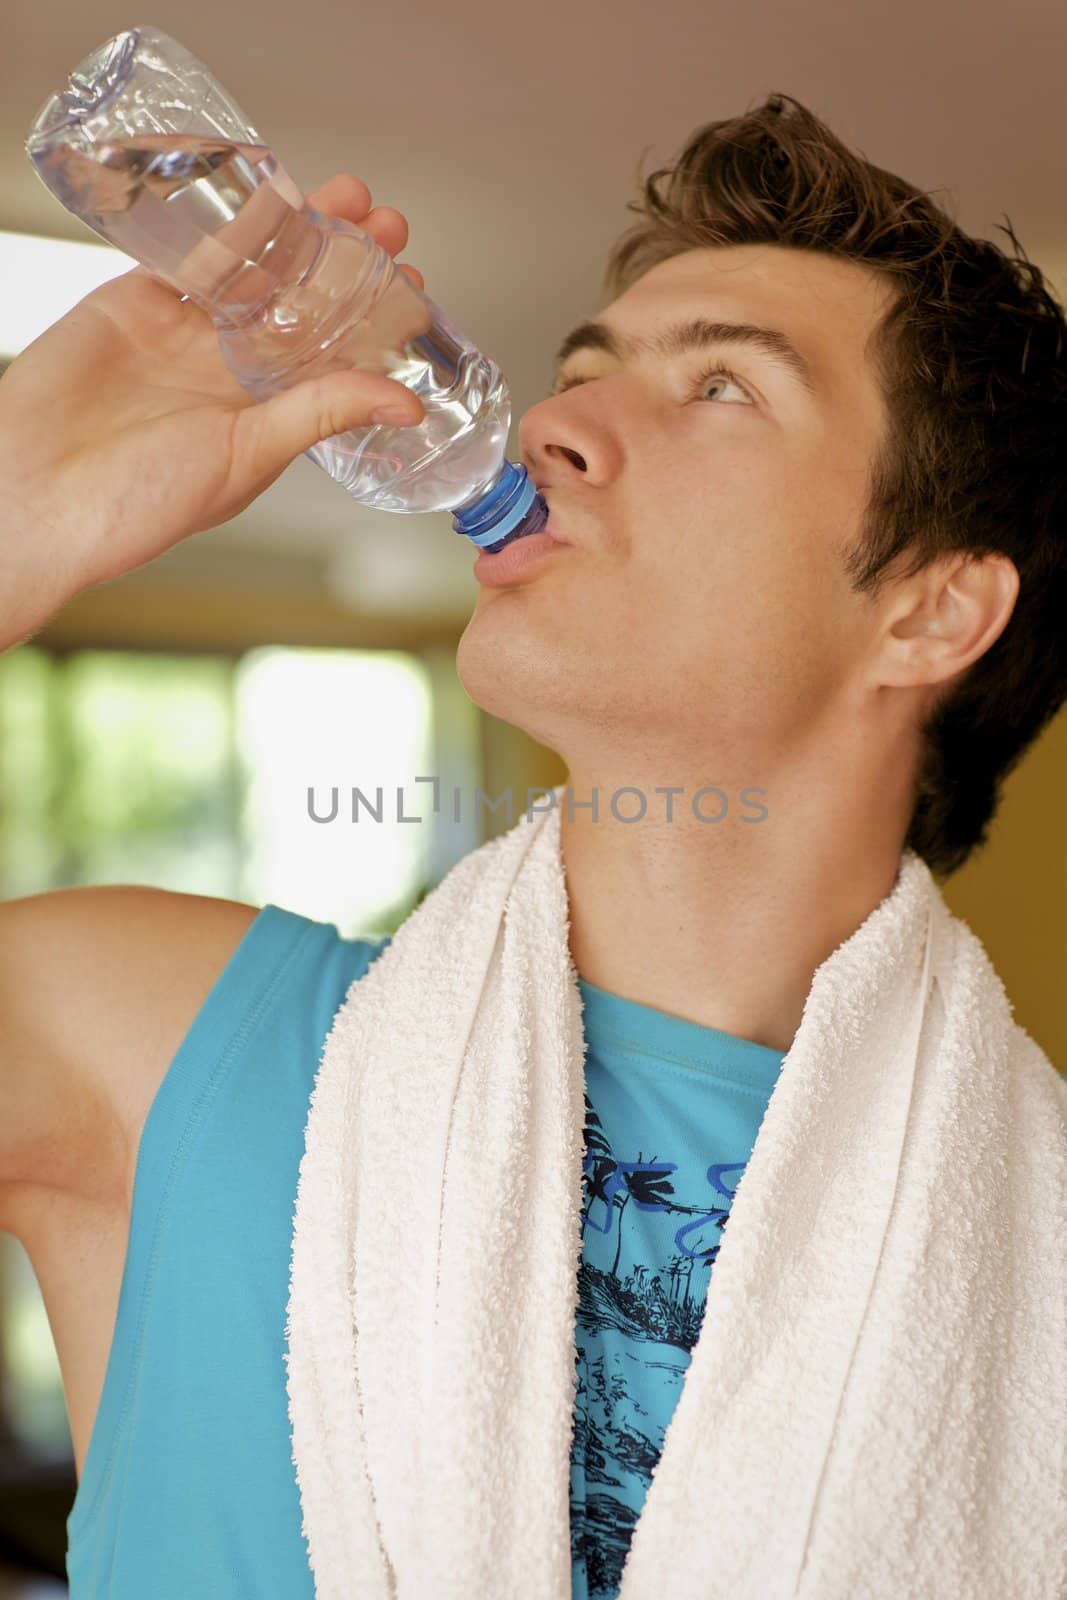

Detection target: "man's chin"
[455, 614, 577, 735]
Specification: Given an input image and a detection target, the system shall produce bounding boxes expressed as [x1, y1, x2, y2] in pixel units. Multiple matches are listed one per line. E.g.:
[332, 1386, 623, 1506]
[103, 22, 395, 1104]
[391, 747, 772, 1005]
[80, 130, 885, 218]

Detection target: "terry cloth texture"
[285, 786, 1067, 1600]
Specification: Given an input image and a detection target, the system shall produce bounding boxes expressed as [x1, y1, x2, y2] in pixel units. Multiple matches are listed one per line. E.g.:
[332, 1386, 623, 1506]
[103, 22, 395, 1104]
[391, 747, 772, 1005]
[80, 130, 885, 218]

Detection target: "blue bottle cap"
[451, 461, 540, 549]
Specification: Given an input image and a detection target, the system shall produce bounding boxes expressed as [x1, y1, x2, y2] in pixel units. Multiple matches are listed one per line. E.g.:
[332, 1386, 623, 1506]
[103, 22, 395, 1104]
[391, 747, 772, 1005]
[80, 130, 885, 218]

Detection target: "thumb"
[232, 370, 422, 490]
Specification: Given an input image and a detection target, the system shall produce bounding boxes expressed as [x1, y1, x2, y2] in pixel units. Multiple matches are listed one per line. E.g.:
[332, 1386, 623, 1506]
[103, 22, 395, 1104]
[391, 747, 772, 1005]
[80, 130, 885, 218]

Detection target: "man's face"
[456, 242, 898, 776]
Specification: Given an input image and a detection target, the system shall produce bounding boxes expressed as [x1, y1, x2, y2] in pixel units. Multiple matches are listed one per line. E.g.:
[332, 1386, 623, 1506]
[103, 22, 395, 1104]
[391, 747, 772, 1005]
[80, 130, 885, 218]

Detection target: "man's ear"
[877, 551, 1020, 693]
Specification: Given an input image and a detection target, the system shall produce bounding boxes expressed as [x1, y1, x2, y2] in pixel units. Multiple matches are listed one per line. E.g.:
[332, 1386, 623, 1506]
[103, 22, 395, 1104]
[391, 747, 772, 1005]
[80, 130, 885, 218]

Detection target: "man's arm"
[0, 886, 260, 1241]
[0, 174, 425, 1235]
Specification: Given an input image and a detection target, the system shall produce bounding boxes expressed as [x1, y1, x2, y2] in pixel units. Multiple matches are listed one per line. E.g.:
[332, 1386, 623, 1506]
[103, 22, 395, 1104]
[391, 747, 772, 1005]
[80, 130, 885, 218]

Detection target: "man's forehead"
[591, 242, 894, 395]
[611, 242, 891, 329]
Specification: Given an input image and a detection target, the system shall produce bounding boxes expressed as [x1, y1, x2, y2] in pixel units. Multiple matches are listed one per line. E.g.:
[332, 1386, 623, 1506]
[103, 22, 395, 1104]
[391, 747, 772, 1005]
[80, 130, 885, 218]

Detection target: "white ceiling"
[3, 0, 1066, 625]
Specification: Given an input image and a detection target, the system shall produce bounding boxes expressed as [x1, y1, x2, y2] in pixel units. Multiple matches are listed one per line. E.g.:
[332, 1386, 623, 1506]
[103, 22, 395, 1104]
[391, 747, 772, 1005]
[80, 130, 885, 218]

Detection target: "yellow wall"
[942, 705, 1066, 1072]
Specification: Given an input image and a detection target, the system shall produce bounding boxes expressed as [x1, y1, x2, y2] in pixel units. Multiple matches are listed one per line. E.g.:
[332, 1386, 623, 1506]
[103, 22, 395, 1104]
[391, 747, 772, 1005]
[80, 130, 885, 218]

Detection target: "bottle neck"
[451, 461, 549, 550]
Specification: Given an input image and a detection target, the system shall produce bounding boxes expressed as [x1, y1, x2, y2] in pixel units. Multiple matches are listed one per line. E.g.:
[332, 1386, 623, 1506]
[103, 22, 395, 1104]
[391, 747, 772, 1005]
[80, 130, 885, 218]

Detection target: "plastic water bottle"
[24, 25, 548, 554]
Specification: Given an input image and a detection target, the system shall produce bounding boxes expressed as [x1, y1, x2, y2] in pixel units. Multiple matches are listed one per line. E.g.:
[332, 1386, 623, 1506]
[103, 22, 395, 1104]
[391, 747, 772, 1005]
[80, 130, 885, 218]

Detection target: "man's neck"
[557, 759, 913, 1055]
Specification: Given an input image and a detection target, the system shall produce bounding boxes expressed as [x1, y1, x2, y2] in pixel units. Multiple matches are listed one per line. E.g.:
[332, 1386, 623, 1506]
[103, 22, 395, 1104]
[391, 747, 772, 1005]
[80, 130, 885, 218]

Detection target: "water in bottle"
[25, 27, 549, 553]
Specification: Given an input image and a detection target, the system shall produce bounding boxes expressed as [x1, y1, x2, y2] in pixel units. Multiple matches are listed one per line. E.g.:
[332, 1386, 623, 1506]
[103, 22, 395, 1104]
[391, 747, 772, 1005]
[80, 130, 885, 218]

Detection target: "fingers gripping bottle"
[24, 25, 548, 554]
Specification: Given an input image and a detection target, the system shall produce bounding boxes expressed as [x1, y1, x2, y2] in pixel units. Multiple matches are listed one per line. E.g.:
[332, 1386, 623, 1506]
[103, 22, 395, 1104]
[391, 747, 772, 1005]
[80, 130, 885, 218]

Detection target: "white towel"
[283, 784, 1067, 1600]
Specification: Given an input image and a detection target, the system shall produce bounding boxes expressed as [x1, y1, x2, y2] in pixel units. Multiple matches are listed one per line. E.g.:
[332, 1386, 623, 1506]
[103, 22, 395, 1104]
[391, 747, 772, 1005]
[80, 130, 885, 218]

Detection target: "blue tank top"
[65, 905, 784, 1598]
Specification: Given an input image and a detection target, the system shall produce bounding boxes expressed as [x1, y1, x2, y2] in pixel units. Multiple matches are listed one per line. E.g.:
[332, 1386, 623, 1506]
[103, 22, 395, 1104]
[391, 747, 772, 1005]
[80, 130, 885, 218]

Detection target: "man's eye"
[686, 363, 754, 405]
[551, 365, 754, 404]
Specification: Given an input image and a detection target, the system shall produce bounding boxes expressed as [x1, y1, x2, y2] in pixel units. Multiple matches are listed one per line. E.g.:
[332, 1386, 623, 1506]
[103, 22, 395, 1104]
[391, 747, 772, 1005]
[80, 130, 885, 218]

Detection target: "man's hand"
[0, 174, 427, 650]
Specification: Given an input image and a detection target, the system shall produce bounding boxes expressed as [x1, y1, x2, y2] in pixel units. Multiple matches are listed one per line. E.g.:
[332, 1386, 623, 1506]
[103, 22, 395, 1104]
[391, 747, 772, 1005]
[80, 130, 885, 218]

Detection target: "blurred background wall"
[1, 0, 1065, 1588]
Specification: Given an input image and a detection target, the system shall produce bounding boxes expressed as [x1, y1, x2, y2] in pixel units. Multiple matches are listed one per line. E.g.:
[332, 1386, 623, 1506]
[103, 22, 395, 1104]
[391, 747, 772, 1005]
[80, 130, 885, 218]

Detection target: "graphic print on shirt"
[569, 1088, 750, 1600]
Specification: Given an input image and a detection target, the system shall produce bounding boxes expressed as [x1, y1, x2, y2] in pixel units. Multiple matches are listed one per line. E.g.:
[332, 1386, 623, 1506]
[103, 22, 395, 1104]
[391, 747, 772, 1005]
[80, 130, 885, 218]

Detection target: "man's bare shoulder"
[0, 886, 259, 1235]
[0, 883, 260, 994]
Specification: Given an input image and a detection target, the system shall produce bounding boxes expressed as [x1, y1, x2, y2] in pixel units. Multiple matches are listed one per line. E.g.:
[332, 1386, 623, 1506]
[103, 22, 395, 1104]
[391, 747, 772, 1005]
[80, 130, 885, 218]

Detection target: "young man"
[0, 94, 1063, 1599]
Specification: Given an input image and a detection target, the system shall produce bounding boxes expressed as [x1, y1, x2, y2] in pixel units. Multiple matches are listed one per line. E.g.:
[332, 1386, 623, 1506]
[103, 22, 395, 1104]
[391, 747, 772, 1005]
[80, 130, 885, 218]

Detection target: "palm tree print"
[570, 1087, 756, 1598]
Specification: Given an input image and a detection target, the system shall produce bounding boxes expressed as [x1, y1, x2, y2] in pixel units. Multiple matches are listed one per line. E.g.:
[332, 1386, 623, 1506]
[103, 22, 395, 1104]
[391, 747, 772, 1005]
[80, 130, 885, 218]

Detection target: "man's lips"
[472, 525, 574, 586]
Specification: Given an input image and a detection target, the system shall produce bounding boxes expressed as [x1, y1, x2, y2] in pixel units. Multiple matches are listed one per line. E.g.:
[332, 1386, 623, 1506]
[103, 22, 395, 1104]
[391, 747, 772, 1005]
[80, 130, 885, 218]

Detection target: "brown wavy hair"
[603, 93, 1067, 878]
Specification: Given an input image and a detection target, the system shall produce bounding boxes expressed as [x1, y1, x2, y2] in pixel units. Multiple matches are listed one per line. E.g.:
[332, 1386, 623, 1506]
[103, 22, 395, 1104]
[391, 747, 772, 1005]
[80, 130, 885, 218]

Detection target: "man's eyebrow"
[551, 316, 818, 399]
